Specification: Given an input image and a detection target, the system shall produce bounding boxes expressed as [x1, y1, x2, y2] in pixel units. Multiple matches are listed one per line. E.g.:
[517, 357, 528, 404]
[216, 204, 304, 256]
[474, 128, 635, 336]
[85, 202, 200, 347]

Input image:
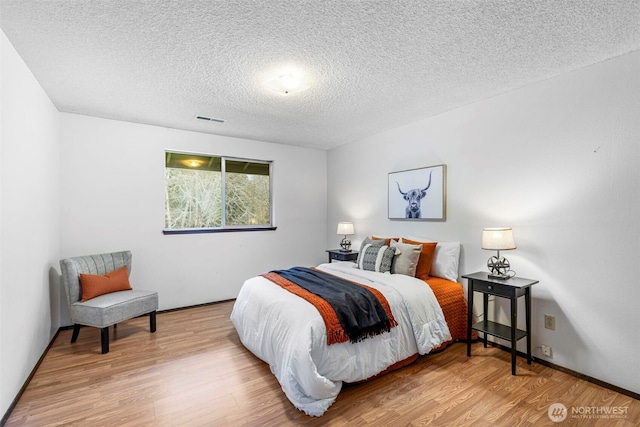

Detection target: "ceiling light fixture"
[181, 159, 204, 168]
[264, 72, 310, 96]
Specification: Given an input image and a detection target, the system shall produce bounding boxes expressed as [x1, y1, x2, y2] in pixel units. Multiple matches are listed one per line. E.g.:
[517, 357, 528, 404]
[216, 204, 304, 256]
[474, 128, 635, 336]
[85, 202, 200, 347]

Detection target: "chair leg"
[101, 327, 109, 354]
[71, 324, 81, 343]
[150, 311, 157, 333]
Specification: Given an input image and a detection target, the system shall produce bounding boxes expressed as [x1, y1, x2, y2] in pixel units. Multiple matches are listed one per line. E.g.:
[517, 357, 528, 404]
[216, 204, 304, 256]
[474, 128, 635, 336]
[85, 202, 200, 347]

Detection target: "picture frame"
[388, 164, 446, 221]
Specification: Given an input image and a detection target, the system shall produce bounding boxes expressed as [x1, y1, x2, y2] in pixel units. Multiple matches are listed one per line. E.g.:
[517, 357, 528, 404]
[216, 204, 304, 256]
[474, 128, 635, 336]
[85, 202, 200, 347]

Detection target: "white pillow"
[405, 235, 460, 282]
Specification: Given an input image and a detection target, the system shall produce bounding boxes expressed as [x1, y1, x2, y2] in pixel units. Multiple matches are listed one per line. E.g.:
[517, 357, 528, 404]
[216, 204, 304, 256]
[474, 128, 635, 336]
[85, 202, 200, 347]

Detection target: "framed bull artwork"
[388, 164, 446, 220]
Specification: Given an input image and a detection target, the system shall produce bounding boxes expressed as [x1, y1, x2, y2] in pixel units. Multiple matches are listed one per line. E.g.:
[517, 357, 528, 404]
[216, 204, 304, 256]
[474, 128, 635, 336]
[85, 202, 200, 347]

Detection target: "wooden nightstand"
[463, 272, 538, 375]
[326, 249, 358, 263]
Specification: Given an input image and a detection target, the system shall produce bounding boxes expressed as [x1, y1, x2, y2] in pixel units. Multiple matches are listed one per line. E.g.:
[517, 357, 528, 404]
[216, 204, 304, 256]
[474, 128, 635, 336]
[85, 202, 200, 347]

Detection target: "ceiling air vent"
[195, 115, 225, 123]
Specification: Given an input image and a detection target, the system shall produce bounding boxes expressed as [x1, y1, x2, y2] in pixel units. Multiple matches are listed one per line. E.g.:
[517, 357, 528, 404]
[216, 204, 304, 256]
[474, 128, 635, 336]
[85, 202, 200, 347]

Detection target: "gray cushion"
[71, 290, 158, 328]
[390, 241, 422, 276]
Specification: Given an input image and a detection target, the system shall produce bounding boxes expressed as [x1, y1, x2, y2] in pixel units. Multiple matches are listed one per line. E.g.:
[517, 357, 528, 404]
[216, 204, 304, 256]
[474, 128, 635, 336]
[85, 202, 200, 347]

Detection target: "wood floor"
[5, 301, 638, 426]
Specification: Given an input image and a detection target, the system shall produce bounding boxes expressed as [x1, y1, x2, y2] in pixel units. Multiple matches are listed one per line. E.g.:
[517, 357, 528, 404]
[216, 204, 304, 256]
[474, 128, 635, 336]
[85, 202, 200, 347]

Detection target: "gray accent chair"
[60, 250, 158, 354]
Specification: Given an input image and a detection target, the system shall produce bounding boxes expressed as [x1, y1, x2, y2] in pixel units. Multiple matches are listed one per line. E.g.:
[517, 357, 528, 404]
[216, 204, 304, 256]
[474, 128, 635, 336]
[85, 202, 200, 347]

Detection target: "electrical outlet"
[541, 344, 553, 357]
[544, 314, 556, 330]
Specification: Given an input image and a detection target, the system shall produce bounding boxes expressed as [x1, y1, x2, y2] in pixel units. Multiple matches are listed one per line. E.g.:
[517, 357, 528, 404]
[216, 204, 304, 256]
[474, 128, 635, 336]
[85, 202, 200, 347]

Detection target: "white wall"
[327, 51, 640, 394]
[0, 30, 61, 417]
[1, 29, 326, 417]
[59, 114, 327, 314]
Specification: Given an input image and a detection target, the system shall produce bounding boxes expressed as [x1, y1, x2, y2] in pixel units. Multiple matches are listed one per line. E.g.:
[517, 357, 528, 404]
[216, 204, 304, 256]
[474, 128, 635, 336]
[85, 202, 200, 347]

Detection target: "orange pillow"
[80, 266, 132, 301]
[402, 238, 437, 280]
[372, 235, 399, 246]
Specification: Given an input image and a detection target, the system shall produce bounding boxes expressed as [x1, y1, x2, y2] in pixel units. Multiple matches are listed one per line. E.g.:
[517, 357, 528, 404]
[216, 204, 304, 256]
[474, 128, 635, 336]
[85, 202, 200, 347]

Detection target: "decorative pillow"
[390, 241, 422, 276]
[357, 243, 395, 273]
[372, 235, 399, 246]
[356, 237, 386, 266]
[401, 238, 437, 280]
[79, 266, 132, 301]
[358, 237, 386, 252]
[405, 235, 461, 282]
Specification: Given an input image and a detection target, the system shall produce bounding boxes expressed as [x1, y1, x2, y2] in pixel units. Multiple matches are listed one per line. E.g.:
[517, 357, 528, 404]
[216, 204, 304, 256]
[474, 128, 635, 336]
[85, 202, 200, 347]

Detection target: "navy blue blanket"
[268, 267, 397, 344]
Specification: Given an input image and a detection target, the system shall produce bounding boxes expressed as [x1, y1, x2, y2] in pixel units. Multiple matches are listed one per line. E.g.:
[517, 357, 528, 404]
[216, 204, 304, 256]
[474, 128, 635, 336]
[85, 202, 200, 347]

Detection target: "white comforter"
[230, 262, 451, 416]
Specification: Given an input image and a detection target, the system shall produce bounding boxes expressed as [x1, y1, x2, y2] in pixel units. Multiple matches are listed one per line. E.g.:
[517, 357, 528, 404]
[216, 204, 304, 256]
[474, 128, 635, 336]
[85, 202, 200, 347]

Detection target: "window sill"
[163, 226, 277, 235]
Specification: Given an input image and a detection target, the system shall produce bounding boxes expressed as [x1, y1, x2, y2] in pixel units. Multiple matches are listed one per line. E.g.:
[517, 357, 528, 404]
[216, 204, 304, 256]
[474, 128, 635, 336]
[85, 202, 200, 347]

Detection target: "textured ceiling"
[1, 1, 639, 150]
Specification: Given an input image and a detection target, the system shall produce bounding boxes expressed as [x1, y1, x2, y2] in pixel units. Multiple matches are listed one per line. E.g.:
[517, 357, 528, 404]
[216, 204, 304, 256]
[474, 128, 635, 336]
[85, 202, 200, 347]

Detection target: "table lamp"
[481, 227, 516, 279]
[336, 222, 354, 252]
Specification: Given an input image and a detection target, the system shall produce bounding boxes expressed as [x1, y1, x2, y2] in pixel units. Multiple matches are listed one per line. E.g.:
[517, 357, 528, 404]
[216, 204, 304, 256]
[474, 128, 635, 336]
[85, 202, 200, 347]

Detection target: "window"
[164, 151, 274, 233]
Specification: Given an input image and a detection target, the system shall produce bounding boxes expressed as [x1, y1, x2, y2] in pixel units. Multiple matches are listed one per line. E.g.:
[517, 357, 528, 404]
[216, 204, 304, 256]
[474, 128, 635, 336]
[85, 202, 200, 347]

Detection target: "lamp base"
[487, 255, 511, 279]
[340, 236, 352, 252]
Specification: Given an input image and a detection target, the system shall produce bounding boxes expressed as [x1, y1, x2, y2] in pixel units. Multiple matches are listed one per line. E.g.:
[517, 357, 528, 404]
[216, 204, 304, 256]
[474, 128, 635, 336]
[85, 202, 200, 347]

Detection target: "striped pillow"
[357, 243, 395, 273]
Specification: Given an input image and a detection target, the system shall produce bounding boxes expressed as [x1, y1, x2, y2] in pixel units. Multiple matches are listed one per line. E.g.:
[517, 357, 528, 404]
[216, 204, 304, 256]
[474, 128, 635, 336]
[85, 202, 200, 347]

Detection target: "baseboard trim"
[57, 299, 236, 331]
[1, 330, 60, 427]
[157, 298, 236, 314]
[483, 341, 640, 401]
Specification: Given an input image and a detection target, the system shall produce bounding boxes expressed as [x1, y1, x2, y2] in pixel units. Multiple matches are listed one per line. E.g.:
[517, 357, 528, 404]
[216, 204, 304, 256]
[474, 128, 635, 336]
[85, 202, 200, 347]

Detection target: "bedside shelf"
[472, 321, 527, 342]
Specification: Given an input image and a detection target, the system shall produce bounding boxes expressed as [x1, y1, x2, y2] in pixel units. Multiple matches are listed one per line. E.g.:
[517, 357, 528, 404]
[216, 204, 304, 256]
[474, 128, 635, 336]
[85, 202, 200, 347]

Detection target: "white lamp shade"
[482, 227, 516, 250]
[336, 222, 354, 235]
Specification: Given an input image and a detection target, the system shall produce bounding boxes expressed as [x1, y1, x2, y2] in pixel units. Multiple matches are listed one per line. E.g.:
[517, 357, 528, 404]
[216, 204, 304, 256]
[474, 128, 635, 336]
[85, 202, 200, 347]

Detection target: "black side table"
[463, 272, 538, 375]
[326, 249, 358, 263]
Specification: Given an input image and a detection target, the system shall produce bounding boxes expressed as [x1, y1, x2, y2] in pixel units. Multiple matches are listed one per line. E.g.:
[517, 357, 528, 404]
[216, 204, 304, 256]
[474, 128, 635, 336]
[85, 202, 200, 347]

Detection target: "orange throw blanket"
[262, 268, 397, 345]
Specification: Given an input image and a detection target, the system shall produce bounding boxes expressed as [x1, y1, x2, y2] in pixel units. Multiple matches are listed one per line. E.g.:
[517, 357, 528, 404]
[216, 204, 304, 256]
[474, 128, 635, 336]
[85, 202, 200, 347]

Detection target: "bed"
[230, 237, 470, 416]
